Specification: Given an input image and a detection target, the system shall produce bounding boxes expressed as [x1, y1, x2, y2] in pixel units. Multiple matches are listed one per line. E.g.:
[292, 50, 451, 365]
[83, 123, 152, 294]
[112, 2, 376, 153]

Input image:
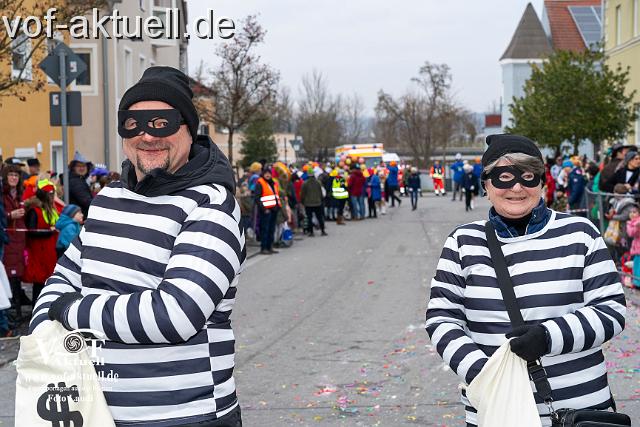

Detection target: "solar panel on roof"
[568, 5, 603, 49]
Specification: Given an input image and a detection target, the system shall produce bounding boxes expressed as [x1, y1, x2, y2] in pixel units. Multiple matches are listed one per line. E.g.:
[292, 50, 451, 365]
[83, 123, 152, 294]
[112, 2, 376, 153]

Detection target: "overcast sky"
[187, 0, 545, 115]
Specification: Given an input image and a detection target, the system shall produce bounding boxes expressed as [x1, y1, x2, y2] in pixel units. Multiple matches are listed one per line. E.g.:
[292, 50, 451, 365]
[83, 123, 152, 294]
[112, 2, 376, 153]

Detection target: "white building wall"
[500, 60, 542, 131]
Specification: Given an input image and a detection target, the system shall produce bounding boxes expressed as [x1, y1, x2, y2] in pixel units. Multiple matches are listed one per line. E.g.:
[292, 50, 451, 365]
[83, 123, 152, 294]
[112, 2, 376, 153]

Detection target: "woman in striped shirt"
[426, 134, 626, 426]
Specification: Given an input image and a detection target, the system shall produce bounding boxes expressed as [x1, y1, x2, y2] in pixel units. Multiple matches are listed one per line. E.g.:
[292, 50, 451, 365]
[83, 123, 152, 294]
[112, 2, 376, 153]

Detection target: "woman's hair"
[586, 162, 599, 177]
[35, 188, 56, 224]
[2, 164, 24, 197]
[483, 152, 545, 179]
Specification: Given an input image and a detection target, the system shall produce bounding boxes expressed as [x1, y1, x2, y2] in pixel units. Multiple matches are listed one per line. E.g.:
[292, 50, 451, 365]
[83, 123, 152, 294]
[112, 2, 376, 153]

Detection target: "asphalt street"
[1, 194, 639, 426]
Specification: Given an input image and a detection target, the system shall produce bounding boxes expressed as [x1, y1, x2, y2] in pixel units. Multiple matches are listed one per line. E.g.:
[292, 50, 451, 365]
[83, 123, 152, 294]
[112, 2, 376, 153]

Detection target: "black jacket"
[600, 158, 623, 193]
[612, 166, 640, 190]
[68, 171, 93, 218]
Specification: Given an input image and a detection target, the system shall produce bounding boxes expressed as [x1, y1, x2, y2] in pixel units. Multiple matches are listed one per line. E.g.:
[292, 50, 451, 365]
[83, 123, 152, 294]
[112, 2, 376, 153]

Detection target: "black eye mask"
[117, 109, 184, 138]
[482, 166, 542, 189]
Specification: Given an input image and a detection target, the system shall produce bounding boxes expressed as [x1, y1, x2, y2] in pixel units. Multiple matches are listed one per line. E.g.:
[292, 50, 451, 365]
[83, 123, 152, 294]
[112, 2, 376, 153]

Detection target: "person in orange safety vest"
[430, 160, 446, 196]
[255, 167, 281, 254]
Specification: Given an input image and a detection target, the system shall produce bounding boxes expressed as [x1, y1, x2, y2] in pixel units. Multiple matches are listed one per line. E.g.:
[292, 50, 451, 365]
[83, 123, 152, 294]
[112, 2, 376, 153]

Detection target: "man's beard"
[136, 155, 170, 177]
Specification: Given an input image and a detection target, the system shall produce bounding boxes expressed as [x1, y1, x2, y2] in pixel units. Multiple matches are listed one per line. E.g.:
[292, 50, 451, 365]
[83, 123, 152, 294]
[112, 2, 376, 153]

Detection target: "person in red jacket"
[544, 162, 556, 207]
[2, 164, 28, 319]
[23, 179, 61, 303]
[348, 165, 367, 220]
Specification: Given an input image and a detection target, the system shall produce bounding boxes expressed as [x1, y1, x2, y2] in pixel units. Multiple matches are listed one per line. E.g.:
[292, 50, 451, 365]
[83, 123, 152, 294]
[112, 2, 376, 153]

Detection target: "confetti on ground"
[314, 386, 338, 396]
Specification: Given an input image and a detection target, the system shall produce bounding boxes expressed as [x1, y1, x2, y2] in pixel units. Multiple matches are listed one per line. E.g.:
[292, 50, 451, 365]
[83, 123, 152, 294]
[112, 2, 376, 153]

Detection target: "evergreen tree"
[507, 48, 637, 156]
[240, 115, 278, 169]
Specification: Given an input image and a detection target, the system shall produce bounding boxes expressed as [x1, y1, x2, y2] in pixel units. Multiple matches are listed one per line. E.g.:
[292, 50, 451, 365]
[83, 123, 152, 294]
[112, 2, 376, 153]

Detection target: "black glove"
[506, 325, 548, 362]
[48, 292, 83, 326]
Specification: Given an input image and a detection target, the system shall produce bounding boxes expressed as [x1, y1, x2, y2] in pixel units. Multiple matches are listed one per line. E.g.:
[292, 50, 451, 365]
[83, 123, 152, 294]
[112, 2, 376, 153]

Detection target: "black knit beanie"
[118, 66, 199, 141]
[481, 134, 543, 167]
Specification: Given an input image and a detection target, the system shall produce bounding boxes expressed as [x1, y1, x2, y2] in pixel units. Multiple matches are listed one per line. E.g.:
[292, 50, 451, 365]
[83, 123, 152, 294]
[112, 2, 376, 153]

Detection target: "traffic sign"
[39, 42, 87, 88]
[38, 41, 86, 205]
[50, 92, 82, 126]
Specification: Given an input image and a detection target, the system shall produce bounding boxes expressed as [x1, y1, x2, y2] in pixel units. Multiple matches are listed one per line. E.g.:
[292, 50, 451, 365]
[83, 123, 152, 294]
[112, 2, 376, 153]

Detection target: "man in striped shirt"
[30, 67, 245, 427]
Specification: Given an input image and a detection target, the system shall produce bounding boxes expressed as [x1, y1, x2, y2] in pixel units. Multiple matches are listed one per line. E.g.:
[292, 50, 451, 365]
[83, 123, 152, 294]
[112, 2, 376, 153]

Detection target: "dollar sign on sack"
[37, 382, 84, 427]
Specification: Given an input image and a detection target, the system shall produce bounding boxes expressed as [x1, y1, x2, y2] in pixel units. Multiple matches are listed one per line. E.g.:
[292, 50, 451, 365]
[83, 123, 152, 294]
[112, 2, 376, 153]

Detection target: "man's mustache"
[136, 144, 170, 150]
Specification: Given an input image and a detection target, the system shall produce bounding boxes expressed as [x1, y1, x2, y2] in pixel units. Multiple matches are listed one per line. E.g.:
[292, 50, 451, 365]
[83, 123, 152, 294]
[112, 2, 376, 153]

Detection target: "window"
[11, 32, 32, 80]
[70, 44, 98, 95]
[616, 5, 622, 45]
[139, 55, 146, 78]
[634, 0, 639, 37]
[151, 0, 176, 45]
[50, 141, 63, 175]
[124, 48, 133, 89]
[75, 52, 92, 86]
[199, 123, 210, 135]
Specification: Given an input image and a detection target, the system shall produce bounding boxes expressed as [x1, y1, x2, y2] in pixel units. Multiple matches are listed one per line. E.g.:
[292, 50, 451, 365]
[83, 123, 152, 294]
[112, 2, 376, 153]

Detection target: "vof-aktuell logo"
[1, 8, 236, 40]
[63, 329, 107, 366]
[32, 328, 107, 367]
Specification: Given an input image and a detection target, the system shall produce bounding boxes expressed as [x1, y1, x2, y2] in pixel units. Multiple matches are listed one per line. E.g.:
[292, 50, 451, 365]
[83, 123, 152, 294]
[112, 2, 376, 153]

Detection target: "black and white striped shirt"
[426, 211, 626, 426]
[31, 181, 246, 426]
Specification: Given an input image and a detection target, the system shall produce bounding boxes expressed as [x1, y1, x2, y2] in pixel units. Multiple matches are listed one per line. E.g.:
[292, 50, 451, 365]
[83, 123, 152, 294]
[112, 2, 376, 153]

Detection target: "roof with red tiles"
[485, 114, 502, 128]
[544, 0, 601, 52]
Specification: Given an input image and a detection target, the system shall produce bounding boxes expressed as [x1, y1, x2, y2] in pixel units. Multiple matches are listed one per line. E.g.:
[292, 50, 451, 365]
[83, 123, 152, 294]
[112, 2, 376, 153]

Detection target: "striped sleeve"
[63, 188, 245, 344]
[542, 230, 626, 356]
[426, 232, 488, 385]
[29, 236, 85, 333]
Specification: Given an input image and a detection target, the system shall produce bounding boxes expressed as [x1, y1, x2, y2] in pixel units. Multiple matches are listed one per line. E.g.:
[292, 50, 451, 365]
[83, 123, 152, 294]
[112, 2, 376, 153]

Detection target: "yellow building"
[604, 0, 640, 145]
[0, 33, 75, 173]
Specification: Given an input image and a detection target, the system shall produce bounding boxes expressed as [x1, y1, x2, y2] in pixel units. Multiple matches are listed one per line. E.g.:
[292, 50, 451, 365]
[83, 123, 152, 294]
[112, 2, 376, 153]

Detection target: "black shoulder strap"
[484, 222, 555, 404]
[484, 222, 524, 327]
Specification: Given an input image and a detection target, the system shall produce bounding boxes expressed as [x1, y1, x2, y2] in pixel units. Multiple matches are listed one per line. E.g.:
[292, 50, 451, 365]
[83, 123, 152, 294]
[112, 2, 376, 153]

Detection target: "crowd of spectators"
[0, 152, 119, 338]
[236, 158, 417, 254]
[543, 143, 640, 289]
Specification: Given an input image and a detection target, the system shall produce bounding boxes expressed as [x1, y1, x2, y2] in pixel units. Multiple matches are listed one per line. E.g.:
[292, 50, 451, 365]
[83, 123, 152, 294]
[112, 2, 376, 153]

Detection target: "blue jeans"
[0, 310, 8, 335]
[357, 196, 365, 219]
[350, 196, 365, 219]
[259, 209, 278, 251]
[410, 189, 419, 208]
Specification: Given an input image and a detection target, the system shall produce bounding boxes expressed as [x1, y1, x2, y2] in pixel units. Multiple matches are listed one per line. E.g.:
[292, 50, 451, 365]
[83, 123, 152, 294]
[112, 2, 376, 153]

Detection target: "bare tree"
[271, 85, 294, 133]
[375, 61, 456, 167]
[340, 93, 367, 145]
[296, 70, 342, 160]
[0, 0, 104, 102]
[203, 15, 280, 166]
[376, 91, 429, 167]
[374, 109, 400, 149]
[433, 102, 468, 162]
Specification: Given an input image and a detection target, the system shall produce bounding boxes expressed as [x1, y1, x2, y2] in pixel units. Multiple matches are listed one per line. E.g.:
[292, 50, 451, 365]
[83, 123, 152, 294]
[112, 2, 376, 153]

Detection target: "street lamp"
[284, 137, 288, 164]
